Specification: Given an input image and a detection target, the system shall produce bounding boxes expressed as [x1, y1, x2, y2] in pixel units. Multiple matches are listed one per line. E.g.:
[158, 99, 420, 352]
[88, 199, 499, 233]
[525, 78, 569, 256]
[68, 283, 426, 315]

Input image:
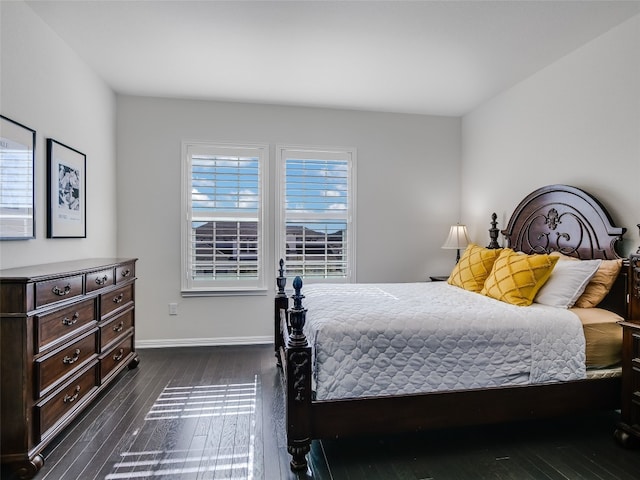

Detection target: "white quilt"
[300, 282, 586, 400]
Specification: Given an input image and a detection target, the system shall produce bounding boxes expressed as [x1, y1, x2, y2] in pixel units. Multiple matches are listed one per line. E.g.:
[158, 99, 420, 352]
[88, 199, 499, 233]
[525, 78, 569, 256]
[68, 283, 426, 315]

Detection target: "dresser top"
[0, 258, 137, 282]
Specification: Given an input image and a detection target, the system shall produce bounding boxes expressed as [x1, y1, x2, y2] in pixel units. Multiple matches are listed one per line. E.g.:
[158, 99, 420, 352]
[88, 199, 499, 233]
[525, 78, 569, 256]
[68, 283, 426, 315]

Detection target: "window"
[181, 142, 268, 294]
[277, 145, 356, 283]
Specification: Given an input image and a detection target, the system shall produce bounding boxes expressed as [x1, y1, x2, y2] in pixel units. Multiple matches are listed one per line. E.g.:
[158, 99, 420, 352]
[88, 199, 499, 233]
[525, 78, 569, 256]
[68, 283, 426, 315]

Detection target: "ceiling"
[24, 0, 640, 116]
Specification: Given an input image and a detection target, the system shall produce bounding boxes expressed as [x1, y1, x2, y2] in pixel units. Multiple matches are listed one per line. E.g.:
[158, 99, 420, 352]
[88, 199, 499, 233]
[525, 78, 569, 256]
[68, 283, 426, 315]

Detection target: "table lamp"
[442, 224, 470, 263]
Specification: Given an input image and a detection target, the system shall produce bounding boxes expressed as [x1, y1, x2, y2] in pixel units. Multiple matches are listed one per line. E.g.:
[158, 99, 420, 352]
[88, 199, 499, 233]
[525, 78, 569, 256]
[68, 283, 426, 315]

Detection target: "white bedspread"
[300, 282, 586, 400]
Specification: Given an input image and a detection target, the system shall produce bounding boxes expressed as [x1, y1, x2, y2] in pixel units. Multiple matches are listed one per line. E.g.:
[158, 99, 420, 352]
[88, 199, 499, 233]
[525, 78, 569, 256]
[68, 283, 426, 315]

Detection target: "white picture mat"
[48, 139, 86, 238]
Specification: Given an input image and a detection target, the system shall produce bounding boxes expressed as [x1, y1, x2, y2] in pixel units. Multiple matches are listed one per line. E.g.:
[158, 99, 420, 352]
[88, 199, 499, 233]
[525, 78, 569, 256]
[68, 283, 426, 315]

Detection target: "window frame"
[276, 144, 357, 284]
[181, 141, 269, 296]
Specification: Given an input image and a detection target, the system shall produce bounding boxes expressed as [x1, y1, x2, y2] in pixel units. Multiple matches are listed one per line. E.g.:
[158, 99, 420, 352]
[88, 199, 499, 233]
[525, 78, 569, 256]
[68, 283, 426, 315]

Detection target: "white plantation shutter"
[0, 148, 34, 238]
[0, 118, 35, 239]
[277, 146, 356, 282]
[182, 142, 268, 292]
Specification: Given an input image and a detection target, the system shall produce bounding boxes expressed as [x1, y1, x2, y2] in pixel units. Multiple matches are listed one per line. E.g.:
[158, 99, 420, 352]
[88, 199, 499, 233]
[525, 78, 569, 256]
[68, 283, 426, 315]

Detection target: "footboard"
[274, 262, 313, 471]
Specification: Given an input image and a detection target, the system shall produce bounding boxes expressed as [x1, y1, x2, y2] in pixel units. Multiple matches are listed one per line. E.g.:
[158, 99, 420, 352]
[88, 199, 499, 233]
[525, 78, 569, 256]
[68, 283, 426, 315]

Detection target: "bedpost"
[275, 259, 288, 367]
[627, 225, 640, 323]
[629, 250, 640, 323]
[633, 225, 640, 322]
[487, 212, 501, 249]
[286, 276, 312, 471]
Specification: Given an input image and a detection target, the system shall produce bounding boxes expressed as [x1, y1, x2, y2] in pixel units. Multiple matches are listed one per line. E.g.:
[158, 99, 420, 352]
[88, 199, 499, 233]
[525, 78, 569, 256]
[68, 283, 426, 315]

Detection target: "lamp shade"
[442, 224, 470, 250]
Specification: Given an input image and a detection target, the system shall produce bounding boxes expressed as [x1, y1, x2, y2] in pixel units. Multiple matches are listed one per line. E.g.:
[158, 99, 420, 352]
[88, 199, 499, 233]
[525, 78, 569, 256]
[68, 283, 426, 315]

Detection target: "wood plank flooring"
[7, 345, 639, 480]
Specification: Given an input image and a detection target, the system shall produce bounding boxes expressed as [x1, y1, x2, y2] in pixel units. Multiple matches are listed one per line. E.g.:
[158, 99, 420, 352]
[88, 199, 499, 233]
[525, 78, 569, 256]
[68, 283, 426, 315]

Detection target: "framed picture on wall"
[0, 115, 36, 240]
[47, 138, 86, 238]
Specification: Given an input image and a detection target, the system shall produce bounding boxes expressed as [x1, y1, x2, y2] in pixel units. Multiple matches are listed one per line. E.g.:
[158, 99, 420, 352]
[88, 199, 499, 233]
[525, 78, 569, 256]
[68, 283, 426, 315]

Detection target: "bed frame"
[274, 184, 638, 471]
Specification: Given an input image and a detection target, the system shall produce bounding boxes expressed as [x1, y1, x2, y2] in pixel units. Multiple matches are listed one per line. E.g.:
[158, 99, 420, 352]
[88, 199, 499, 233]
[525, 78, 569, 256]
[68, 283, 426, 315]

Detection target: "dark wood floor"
[11, 345, 639, 480]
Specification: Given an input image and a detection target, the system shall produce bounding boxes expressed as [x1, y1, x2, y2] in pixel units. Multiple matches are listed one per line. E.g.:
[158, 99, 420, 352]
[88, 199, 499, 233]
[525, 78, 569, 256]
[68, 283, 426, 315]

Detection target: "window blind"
[279, 148, 355, 282]
[182, 143, 267, 292]
[0, 148, 34, 237]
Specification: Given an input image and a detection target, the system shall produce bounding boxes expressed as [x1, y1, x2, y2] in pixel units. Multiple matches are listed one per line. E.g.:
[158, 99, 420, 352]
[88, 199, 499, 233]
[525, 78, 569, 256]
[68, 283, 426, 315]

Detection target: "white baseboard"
[136, 336, 273, 349]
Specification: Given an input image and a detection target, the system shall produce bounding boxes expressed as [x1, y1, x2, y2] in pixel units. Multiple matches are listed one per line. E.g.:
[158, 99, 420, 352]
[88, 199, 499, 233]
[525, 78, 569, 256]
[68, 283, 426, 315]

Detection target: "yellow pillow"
[573, 259, 623, 308]
[481, 249, 559, 306]
[447, 244, 502, 292]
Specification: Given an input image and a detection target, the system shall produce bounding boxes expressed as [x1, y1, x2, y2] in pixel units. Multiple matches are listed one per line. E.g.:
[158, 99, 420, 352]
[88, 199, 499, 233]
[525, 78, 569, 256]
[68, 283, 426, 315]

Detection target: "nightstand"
[615, 252, 640, 447]
[429, 276, 449, 282]
[615, 321, 640, 447]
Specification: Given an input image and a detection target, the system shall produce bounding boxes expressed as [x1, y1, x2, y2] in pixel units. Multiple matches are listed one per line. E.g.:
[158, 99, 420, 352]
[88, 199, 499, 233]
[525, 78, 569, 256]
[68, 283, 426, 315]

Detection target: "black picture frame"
[47, 138, 86, 238]
[0, 115, 36, 240]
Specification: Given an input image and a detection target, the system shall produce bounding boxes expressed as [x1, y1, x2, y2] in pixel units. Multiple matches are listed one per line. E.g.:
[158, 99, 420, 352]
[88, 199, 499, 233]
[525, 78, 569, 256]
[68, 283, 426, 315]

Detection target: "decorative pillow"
[573, 259, 623, 308]
[481, 249, 559, 306]
[447, 244, 502, 292]
[534, 258, 602, 308]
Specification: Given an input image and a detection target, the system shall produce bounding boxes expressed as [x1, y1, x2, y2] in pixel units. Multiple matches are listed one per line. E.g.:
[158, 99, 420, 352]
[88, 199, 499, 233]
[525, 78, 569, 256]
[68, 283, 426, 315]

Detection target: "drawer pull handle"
[113, 348, 125, 361]
[52, 284, 71, 296]
[63, 348, 81, 365]
[95, 275, 109, 285]
[62, 312, 80, 326]
[63, 385, 81, 404]
[113, 293, 124, 304]
[113, 321, 124, 333]
[121, 269, 131, 278]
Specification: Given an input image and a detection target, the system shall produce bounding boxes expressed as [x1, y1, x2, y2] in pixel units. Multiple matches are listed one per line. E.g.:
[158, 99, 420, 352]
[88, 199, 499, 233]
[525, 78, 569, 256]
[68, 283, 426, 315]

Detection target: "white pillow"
[534, 259, 602, 308]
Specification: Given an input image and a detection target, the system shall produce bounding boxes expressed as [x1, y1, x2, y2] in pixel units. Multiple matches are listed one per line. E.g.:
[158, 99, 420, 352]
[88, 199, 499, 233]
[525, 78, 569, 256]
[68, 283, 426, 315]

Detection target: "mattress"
[570, 307, 623, 368]
[301, 282, 587, 400]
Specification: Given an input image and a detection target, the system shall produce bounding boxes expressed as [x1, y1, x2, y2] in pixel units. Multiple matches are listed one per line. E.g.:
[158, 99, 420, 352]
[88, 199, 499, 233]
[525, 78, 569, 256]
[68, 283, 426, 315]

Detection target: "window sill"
[181, 288, 269, 297]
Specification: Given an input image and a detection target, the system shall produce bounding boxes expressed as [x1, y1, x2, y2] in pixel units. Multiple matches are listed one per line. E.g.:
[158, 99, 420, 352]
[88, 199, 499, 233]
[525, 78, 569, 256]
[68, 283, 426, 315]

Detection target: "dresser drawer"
[35, 298, 96, 353]
[629, 323, 640, 428]
[632, 330, 640, 358]
[631, 380, 640, 428]
[100, 334, 134, 382]
[116, 262, 135, 284]
[35, 329, 98, 398]
[35, 274, 84, 308]
[100, 308, 133, 349]
[633, 360, 640, 395]
[36, 362, 99, 442]
[101, 284, 134, 318]
[85, 268, 115, 294]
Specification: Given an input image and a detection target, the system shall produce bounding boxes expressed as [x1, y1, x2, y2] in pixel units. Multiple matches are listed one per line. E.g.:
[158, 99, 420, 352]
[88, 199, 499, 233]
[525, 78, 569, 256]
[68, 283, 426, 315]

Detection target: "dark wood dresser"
[615, 253, 640, 447]
[0, 258, 139, 479]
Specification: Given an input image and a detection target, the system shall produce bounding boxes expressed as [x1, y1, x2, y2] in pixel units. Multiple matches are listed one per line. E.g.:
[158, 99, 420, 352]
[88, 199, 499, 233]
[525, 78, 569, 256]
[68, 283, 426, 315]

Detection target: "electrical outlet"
[169, 303, 178, 315]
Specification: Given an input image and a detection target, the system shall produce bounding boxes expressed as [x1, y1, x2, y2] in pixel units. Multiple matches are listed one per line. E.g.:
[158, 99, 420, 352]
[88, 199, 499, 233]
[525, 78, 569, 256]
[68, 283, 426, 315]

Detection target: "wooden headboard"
[501, 184, 628, 317]
[501, 184, 625, 259]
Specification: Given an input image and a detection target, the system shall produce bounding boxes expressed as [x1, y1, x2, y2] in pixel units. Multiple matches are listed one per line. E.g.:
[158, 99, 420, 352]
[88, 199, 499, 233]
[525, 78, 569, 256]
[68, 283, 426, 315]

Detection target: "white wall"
[0, 1, 117, 268]
[13, 0, 634, 346]
[116, 96, 461, 345]
[462, 15, 640, 255]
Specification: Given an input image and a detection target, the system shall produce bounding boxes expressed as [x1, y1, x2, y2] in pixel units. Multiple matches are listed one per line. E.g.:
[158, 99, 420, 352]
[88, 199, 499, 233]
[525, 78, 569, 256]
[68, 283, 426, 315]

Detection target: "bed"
[274, 184, 637, 471]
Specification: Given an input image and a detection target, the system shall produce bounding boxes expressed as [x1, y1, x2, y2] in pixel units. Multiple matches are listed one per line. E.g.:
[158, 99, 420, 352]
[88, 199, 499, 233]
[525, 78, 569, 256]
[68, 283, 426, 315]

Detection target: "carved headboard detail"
[501, 185, 626, 260]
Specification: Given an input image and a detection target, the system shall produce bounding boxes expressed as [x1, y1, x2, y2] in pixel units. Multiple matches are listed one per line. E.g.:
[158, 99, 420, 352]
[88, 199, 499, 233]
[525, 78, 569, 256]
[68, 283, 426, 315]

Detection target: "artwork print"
[57, 163, 81, 214]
